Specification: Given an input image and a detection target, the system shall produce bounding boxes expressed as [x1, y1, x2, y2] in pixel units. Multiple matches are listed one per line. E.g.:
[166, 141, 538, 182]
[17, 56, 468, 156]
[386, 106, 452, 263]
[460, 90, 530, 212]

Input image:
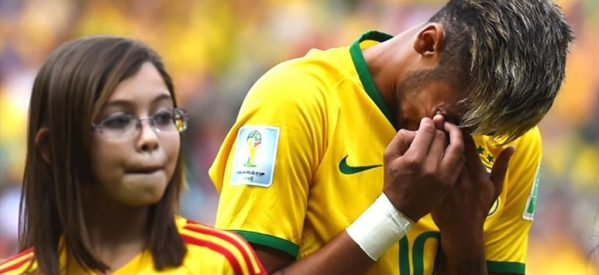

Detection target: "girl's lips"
[127, 166, 162, 173]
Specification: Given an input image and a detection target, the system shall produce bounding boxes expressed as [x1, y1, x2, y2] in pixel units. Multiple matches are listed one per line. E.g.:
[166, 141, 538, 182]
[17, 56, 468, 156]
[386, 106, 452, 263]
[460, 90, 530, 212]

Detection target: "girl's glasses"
[92, 108, 189, 140]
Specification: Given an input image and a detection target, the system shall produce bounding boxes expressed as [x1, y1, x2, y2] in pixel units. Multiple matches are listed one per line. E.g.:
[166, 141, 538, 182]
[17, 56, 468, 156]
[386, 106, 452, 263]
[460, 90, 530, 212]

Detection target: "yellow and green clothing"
[210, 31, 541, 274]
[0, 216, 266, 275]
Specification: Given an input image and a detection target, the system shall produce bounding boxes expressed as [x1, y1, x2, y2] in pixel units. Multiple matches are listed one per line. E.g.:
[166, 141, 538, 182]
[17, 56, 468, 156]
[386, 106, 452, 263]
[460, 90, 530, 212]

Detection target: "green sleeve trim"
[487, 261, 526, 274]
[234, 230, 299, 258]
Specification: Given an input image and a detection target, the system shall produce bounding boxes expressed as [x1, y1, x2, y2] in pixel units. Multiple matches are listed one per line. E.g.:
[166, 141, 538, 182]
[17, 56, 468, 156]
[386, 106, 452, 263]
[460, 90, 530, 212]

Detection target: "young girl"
[0, 36, 266, 275]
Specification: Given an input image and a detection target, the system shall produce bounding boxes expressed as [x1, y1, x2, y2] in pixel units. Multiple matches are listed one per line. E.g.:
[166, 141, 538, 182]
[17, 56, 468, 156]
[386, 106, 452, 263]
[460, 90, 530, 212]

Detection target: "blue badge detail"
[230, 126, 279, 187]
[523, 164, 541, 221]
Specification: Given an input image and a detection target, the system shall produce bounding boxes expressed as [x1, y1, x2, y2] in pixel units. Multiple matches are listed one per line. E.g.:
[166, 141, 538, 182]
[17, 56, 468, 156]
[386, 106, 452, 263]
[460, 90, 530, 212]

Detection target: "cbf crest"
[230, 126, 279, 187]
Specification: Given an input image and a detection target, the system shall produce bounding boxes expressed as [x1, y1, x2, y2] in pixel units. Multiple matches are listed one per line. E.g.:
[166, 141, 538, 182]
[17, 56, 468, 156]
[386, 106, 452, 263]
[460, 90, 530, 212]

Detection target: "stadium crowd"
[0, 0, 597, 273]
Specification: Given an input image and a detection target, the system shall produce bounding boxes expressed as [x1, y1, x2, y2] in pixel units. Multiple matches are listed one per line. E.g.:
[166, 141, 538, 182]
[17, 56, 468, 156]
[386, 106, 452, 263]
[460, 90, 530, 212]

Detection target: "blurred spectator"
[0, 0, 597, 273]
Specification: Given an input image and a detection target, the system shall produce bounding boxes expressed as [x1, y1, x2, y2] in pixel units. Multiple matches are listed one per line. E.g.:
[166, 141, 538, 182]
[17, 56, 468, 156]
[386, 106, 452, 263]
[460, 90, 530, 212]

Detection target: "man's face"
[395, 74, 468, 131]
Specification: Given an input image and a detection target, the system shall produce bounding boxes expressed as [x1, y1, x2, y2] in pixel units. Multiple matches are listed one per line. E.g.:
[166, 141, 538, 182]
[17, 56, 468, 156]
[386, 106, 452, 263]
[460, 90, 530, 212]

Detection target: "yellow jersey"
[0, 216, 266, 275]
[210, 31, 541, 275]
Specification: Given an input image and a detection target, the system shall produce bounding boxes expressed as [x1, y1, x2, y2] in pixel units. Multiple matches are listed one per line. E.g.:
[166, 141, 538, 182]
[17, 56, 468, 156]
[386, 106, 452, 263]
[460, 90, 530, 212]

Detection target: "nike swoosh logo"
[339, 155, 381, 175]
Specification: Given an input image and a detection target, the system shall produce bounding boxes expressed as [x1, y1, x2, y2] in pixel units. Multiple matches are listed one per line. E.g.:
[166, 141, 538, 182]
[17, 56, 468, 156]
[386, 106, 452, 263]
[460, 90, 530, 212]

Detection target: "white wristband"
[346, 193, 414, 260]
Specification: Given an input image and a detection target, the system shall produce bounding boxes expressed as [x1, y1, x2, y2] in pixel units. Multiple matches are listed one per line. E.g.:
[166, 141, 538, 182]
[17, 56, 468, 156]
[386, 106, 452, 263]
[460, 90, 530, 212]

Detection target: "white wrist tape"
[346, 193, 414, 260]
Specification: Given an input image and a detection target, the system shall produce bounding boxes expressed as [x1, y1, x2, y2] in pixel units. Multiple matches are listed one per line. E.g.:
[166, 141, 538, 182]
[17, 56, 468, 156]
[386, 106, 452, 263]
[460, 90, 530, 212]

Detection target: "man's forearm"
[270, 231, 375, 275]
[436, 231, 488, 275]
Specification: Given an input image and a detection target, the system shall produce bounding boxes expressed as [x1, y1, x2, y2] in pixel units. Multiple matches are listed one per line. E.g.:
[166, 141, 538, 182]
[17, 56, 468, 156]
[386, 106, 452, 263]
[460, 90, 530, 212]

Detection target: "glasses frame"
[91, 107, 189, 140]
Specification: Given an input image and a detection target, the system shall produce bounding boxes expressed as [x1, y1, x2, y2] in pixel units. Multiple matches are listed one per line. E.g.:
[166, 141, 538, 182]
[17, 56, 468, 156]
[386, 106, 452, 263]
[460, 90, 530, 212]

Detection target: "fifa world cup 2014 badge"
[244, 130, 262, 168]
[231, 126, 280, 187]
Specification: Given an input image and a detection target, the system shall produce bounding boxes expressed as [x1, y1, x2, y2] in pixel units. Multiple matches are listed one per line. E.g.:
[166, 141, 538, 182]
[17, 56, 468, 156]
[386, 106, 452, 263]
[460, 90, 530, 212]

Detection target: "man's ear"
[35, 127, 51, 164]
[413, 23, 445, 58]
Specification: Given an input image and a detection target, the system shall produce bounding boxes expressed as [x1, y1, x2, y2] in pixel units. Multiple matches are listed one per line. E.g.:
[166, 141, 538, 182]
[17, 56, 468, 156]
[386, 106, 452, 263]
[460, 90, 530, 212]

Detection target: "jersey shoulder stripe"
[0, 248, 34, 274]
[184, 223, 256, 270]
[180, 233, 245, 274]
[182, 221, 265, 275]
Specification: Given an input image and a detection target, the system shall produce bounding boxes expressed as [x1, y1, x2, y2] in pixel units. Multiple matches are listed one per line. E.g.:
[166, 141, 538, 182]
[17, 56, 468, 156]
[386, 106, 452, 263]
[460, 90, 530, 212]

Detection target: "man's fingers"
[440, 122, 464, 172]
[490, 146, 515, 197]
[448, 155, 466, 184]
[432, 114, 445, 130]
[427, 130, 447, 166]
[385, 129, 416, 159]
[405, 117, 436, 157]
[463, 135, 486, 174]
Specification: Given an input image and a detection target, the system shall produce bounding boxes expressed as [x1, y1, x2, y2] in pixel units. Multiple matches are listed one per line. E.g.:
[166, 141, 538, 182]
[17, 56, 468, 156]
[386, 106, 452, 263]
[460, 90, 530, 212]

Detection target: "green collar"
[349, 31, 396, 129]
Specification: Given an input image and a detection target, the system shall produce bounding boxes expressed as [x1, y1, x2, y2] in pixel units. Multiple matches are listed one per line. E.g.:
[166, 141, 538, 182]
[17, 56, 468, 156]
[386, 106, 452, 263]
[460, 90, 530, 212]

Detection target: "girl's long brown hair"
[20, 36, 186, 274]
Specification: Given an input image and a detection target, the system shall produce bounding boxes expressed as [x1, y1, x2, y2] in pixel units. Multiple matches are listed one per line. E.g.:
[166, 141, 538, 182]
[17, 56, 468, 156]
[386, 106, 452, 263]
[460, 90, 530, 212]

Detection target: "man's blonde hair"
[429, 0, 573, 142]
